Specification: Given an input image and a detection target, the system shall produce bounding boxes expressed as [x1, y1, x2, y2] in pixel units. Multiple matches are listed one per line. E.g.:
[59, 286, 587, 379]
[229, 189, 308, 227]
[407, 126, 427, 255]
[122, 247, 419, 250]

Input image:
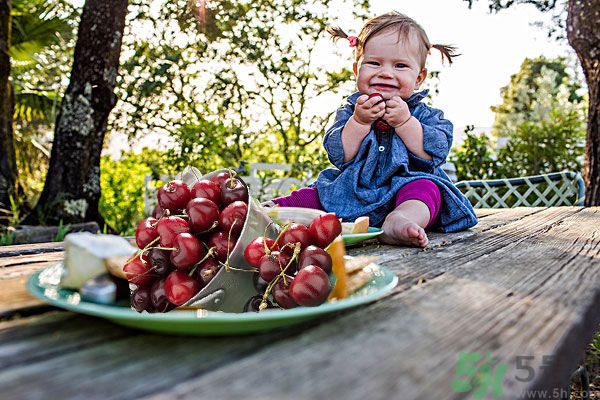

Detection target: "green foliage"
[450, 126, 497, 181]
[99, 152, 153, 235]
[54, 220, 71, 242]
[0, 230, 15, 246]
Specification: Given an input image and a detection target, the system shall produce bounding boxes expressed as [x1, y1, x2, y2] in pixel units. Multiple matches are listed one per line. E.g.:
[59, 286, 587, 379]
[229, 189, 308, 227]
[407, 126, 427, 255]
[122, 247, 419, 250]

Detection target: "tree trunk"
[22, 0, 128, 227]
[0, 0, 17, 225]
[567, 0, 600, 206]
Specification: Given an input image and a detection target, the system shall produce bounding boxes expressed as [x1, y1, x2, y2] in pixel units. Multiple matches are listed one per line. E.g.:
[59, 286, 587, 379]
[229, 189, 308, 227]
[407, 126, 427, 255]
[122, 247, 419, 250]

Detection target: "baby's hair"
[327, 12, 459, 68]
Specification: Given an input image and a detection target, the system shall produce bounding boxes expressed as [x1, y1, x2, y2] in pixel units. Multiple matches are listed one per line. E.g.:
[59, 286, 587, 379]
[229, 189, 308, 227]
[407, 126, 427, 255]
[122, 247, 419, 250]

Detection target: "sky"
[100, 0, 574, 155]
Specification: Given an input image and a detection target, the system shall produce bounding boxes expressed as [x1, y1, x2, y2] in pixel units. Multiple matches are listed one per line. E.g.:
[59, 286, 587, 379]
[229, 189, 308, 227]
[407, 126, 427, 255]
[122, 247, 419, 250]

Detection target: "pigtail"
[431, 44, 460, 65]
[326, 26, 349, 42]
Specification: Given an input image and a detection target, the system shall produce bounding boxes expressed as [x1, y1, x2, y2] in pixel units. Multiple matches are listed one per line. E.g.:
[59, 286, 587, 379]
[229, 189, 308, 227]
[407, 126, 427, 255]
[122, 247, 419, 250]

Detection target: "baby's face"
[353, 30, 427, 100]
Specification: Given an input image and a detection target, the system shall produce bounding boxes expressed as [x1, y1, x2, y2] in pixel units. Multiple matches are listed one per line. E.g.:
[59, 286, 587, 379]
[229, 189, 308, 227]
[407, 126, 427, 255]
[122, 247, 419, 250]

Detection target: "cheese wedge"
[350, 216, 369, 234]
[60, 232, 137, 289]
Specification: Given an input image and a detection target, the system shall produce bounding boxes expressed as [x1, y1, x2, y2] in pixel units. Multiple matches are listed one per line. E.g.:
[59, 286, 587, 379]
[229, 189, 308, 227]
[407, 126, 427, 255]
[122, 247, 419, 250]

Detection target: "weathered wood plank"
[137, 207, 599, 400]
[0, 241, 64, 258]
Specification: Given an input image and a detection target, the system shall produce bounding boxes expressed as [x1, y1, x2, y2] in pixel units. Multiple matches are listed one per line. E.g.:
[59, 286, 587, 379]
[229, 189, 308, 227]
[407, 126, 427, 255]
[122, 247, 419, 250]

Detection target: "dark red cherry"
[150, 278, 176, 313]
[208, 230, 239, 262]
[194, 258, 221, 286]
[219, 201, 247, 236]
[209, 171, 232, 189]
[244, 237, 277, 268]
[157, 180, 191, 212]
[186, 197, 219, 233]
[289, 265, 331, 307]
[258, 251, 293, 282]
[148, 248, 174, 277]
[220, 177, 248, 206]
[156, 216, 190, 248]
[131, 286, 155, 313]
[151, 205, 164, 219]
[170, 233, 206, 270]
[309, 213, 342, 248]
[272, 279, 298, 309]
[164, 270, 202, 306]
[123, 256, 155, 286]
[298, 245, 332, 274]
[190, 179, 222, 206]
[135, 217, 158, 249]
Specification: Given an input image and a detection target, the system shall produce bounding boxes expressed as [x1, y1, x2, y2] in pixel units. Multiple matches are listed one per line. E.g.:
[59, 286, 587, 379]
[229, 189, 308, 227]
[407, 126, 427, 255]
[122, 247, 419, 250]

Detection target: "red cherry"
[208, 230, 239, 262]
[194, 258, 221, 286]
[164, 270, 202, 306]
[186, 197, 219, 233]
[148, 248, 174, 277]
[131, 286, 155, 313]
[309, 213, 342, 248]
[289, 265, 331, 307]
[157, 180, 191, 212]
[244, 237, 277, 268]
[368, 92, 384, 103]
[258, 251, 293, 282]
[190, 179, 222, 206]
[272, 279, 298, 309]
[156, 216, 191, 247]
[220, 177, 248, 206]
[123, 257, 155, 286]
[151, 205, 164, 219]
[209, 171, 232, 189]
[298, 245, 332, 274]
[170, 233, 207, 270]
[374, 119, 391, 132]
[135, 217, 158, 249]
[219, 201, 248, 236]
[279, 223, 312, 252]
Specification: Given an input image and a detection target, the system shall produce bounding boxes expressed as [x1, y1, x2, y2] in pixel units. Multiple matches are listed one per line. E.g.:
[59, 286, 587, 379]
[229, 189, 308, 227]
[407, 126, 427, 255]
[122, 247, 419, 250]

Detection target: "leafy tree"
[450, 126, 496, 181]
[463, 0, 600, 205]
[490, 56, 582, 140]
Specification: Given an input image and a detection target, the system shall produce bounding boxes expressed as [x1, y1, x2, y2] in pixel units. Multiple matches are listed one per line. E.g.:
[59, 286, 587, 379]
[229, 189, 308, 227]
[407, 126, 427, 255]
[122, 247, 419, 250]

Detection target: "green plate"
[27, 261, 397, 336]
[343, 227, 384, 246]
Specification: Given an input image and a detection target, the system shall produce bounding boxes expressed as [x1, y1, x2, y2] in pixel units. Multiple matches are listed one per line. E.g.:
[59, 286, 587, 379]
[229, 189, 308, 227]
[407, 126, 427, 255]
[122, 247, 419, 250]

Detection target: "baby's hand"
[353, 94, 385, 126]
[384, 96, 412, 129]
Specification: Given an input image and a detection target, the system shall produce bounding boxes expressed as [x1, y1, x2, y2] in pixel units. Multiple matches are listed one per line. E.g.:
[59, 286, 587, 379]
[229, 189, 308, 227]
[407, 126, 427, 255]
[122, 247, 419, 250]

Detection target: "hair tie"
[347, 36, 358, 47]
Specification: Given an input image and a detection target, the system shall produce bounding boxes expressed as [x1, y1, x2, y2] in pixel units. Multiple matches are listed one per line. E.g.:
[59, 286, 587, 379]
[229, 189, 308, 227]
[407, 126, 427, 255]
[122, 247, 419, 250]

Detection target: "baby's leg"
[269, 187, 325, 210]
[380, 180, 441, 247]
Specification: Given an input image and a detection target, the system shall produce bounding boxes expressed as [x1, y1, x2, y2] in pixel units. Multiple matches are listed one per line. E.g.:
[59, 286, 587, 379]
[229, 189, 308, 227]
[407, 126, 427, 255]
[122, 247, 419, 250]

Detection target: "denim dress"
[314, 90, 478, 232]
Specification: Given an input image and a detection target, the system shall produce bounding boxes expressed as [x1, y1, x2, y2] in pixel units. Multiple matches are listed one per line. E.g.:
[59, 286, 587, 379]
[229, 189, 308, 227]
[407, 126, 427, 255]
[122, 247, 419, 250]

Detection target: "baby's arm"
[385, 96, 431, 160]
[341, 95, 385, 162]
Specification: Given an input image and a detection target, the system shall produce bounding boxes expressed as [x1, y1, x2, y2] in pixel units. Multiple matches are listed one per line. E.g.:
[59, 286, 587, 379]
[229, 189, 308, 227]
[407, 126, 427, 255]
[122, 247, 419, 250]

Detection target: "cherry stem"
[125, 236, 160, 267]
[188, 247, 217, 276]
[260, 243, 301, 310]
[224, 219, 238, 272]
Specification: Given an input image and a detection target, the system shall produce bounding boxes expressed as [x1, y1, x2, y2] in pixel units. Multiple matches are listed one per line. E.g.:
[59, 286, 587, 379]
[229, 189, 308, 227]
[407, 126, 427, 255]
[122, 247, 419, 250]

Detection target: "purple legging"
[272, 179, 441, 229]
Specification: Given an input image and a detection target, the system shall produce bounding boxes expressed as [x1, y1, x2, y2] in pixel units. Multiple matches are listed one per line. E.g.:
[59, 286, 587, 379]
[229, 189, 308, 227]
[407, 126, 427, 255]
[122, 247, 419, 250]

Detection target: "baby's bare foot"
[379, 211, 429, 247]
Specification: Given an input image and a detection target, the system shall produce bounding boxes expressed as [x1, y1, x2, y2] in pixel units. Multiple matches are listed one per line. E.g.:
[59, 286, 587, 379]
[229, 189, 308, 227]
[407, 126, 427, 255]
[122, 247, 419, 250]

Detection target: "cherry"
[289, 265, 331, 307]
[219, 201, 247, 236]
[272, 279, 298, 309]
[244, 237, 277, 268]
[131, 286, 155, 313]
[194, 258, 221, 286]
[368, 92, 384, 103]
[157, 180, 191, 212]
[252, 272, 268, 293]
[279, 223, 312, 252]
[190, 179, 222, 206]
[186, 197, 219, 233]
[164, 270, 202, 306]
[135, 217, 158, 249]
[170, 233, 206, 270]
[298, 245, 332, 274]
[156, 216, 190, 247]
[367, 93, 392, 132]
[148, 248, 174, 277]
[150, 278, 176, 313]
[258, 251, 293, 282]
[220, 177, 248, 206]
[123, 256, 155, 286]
[209, 171, 232, 189]
[244, 295, 272, 312]
[151, 205, 164, 219]
[208, 230, 239, 262]
[309, 213, 342, 249]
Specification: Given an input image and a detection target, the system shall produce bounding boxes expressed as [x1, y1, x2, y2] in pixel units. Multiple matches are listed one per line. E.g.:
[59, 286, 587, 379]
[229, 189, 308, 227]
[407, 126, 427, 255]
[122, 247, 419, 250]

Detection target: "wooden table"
[1, 207, 599, 399]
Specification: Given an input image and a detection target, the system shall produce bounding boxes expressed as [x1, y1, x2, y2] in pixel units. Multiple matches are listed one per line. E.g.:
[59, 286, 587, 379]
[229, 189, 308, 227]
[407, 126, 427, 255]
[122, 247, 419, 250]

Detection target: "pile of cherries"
[244, 211, 342, 311]
[124, 169, 343, 313]
[125, 170, 249, 313]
